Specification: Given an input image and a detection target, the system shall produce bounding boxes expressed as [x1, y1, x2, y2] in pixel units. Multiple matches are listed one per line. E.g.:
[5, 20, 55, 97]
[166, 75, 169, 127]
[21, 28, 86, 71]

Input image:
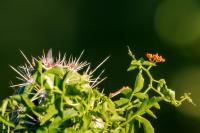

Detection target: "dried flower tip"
[41, 49, 55, 69]
[146, 53, 165, 63]
[109, 86, 129, 98]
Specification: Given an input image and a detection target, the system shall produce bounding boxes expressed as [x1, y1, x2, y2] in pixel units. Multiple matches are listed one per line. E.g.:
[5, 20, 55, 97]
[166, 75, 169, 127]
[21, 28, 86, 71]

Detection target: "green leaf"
[127, 60, 141, 72]
[133, 71, 144, 93]
[121, 87, 132, 98]
[21, 95, 35, 108]
[142, 61, 156, 66]
[146, 109, 157, 119]
[10, 95, 22, 102]
[0, 115, 15, 127]
[49, 128, 62, 133]
[40, 104, 58, 125]
[110, 114, 126, 121]
[49, 116, 62, 129]
[90, 116, 105, 129]
[157, 79, 165, 91]
[81, 114, 92, 131]
[131, 60, 140, 66]
[83, 130, 94, 133]
[43, 73, 55, 89]
[63, 71, 81, 86]
[64, 128, 76, 133]
[15, 124, 27, 130]
[128, 122, 135, 133]
[110, 128, 122, 133]
[63, 108, 78, 120]
[1, 99, 8, 116]
[44, 67, 65, 77]
[135, 116, 154, 133]
[138, 97, 162, 115]
[153, 103, 160, 110]
[127, 66, 137, 71]
[125, 110, 134, 133]
[44, 106, 76, 128]
[36, 127, 48, 133]
[36, 61, 43, 74]
[134, 93, 148, 100]
[114, 98, 129, 107]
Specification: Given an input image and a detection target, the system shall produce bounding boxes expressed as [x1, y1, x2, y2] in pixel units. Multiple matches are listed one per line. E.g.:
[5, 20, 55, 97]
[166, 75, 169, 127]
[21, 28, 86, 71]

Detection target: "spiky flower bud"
[0, 49, 193, 133]
[1, 49, 111, 132]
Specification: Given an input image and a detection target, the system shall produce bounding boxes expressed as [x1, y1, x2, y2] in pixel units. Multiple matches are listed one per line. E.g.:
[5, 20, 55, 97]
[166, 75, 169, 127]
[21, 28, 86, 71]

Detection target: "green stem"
[142, 66, 163, 96]
[120, 113, 138, 127]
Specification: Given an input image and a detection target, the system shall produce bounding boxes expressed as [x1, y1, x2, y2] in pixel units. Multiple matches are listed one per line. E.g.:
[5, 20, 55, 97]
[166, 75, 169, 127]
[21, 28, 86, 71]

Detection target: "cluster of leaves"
[0, 49, 193, 133]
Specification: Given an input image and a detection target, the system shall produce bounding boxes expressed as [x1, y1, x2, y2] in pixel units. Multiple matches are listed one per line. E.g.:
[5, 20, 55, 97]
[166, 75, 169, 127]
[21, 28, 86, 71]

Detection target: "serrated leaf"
[135, 116, 154, 133]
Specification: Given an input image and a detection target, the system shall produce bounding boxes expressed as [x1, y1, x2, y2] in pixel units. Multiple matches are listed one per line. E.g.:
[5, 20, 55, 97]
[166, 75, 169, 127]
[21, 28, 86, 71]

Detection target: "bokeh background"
[0, 0, 200, 132]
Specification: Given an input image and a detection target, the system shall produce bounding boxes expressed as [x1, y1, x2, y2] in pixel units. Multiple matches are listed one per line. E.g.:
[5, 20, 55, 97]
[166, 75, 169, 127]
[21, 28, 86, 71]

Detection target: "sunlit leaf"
[1, 99, 8, 116]
[64, 128, 76, 133]
[40, 104, 58, 125]
[133, 71, 144, 93]
[135, 116, 154, 133]
[0, 115, 15, 127]
[146, 109, 157, 119]
[134, 93, 148, 100]
[111, 114, 126, 121]
[127, 66, 137, 71]
[142, 61, 156, 66]
[114, 98, 129, 107]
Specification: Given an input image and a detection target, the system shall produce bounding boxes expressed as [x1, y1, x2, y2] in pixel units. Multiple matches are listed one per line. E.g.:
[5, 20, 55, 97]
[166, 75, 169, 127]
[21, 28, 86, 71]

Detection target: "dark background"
[0, 0, 200, 132]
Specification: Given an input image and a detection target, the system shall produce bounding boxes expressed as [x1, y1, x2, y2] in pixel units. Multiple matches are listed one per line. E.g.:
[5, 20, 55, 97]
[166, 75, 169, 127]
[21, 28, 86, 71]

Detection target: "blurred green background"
[0, 0, 200, 132]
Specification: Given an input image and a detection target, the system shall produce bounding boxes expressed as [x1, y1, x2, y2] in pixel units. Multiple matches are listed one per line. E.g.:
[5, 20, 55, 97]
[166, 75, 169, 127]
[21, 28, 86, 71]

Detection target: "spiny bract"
[2, 49, 111, 132]
[0, 49, 193, 133]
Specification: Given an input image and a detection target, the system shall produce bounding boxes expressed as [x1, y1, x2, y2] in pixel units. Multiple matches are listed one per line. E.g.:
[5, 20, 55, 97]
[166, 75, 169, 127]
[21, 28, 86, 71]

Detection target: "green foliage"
[0, 49, 193, 133]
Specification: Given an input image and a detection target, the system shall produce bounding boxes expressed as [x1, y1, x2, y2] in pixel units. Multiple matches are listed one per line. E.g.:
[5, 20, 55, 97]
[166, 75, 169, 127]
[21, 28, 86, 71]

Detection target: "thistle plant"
[0, 48, 193, 133]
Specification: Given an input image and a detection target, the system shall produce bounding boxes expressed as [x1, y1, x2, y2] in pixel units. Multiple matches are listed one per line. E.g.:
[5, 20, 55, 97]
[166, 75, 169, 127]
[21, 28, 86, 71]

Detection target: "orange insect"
[146, 53, 165, 63]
